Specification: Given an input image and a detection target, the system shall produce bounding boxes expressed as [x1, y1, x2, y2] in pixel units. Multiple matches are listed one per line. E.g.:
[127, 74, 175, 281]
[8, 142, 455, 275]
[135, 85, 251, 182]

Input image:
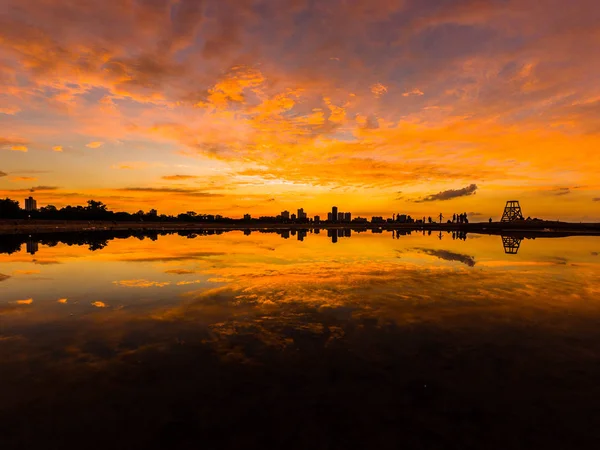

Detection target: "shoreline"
[2, 220, 600, 236]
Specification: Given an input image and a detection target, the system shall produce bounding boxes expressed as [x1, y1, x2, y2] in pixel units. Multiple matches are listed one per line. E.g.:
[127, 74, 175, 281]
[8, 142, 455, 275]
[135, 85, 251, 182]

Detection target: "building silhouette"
[327, 229, 338, 243]
[26, 238, 38, 255]
[281, 210, 290, 220]
[297, 208, 307, 220]
[344, 212, 351, 222]
[332, 206, 338, 222]
[25, 196, 37, 212]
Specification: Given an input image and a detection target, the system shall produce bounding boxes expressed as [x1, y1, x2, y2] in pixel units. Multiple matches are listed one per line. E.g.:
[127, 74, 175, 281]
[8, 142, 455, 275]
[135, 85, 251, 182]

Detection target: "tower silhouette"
[501, 201, 524, 222]
[501, 236, 522, 254]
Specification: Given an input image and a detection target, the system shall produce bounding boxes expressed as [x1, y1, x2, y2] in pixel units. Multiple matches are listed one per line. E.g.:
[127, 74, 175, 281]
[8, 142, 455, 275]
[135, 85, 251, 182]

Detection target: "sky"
[1, 0, 600, 220]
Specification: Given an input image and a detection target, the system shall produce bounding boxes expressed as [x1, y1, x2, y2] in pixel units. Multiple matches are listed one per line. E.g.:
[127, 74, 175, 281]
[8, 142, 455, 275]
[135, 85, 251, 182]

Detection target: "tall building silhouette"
[26, 238, 38, 255]
[332, 206, 338, 222]
[25, 196, 37, 212]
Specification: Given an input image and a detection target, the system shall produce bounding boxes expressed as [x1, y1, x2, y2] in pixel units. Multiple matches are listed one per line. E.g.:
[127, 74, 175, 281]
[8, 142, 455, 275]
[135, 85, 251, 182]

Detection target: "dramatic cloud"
[416, 184, 478, 202]
[91, 301, 107, 308]
[0, 171, 7, 177]
[0, 0, 599, 219]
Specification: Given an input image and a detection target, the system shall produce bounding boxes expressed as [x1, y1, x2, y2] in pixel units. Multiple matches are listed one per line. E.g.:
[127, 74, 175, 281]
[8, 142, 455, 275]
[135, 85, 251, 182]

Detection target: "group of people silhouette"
[435, 212, 469, 224]
[452, 213, 469, 224]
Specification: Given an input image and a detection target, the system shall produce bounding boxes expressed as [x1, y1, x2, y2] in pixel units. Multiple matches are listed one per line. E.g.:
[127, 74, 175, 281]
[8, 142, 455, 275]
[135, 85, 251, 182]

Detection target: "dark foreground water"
[1, 230, 600, 449]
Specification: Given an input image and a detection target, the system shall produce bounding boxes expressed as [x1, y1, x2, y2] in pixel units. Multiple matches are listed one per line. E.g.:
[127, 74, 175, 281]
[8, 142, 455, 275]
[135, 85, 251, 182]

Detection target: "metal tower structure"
[501, 236, 522, 255]
[501, 200, 524, 222]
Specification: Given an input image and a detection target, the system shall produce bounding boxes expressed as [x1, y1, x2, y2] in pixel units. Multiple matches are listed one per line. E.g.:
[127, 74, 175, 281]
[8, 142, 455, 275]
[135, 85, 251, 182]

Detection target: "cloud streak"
[162, 175, 200, 181]
[119, 187, 223, 197]
[415, 184, 478, 202]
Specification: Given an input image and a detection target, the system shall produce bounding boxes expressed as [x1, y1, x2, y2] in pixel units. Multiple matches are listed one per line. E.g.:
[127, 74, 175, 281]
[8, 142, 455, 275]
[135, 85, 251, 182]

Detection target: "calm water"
[1, 230, 600, 449]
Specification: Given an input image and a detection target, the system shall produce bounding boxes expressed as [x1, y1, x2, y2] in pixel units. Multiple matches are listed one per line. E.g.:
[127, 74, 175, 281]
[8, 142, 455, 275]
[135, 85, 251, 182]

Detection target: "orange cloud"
[371, 83, 388, 98]
[402, 88, 424, 97]
[113, 279, 171, 288]
[176, 280, 202, 286]
[0, 0, 599, 220]
[12, 298, 33, 305]
[52, 146, 63, 152]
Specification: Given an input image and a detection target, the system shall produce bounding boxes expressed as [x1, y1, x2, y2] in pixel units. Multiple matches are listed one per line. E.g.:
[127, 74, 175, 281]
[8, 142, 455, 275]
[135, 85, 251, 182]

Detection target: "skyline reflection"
[0, 228, 585, 257]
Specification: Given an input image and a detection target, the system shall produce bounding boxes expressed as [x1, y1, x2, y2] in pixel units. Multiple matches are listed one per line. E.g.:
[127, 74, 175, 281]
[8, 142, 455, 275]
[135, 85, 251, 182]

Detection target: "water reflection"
[502, 235, 522, 254]
[1, 228, 588, 256]
[1, 231, 600, 449]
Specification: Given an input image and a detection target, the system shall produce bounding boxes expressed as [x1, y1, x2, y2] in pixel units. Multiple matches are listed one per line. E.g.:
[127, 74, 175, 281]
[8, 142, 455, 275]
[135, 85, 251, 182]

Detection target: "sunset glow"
[1, 0, 599, 220]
